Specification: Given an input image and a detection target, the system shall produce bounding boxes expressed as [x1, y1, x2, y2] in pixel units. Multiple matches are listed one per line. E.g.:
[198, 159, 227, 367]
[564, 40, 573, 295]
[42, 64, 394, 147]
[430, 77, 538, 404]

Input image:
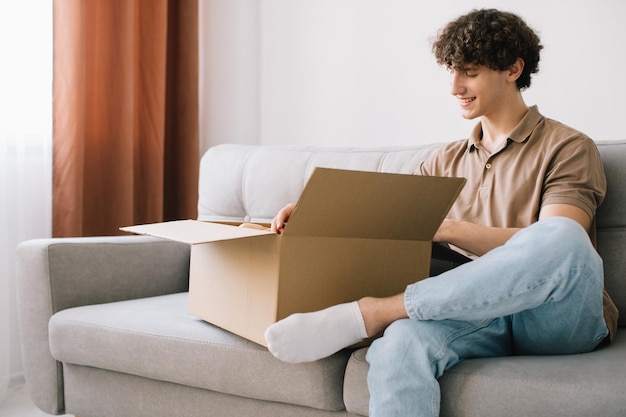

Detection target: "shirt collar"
[467, 105, 544, 152]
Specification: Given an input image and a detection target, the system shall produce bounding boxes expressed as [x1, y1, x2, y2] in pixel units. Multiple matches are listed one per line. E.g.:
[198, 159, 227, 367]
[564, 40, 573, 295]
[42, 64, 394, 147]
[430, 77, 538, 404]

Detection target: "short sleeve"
[541, 137, 606, 220]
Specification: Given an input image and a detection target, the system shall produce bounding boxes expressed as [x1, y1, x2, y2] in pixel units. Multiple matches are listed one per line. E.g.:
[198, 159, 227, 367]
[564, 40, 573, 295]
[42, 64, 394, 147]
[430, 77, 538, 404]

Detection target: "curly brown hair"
[432, 9, 543, 90]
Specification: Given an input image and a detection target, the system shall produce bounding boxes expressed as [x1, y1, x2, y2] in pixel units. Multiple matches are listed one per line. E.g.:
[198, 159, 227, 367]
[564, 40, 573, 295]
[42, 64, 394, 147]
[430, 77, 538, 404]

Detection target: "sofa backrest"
[198, 141, 626, 326]
[197, 144, 441, 224]
[595, 141, 626, 326]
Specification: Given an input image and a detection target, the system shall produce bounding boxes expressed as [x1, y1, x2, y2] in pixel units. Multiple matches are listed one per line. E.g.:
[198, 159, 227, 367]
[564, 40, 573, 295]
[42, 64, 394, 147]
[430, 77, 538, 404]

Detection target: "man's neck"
[479, 96, 528, 154]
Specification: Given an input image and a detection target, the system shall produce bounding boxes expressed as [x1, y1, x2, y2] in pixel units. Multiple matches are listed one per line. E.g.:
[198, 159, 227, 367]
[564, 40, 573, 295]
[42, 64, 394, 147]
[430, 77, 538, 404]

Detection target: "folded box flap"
[121, 220, 272, 244]
[284, 168, 465, 241]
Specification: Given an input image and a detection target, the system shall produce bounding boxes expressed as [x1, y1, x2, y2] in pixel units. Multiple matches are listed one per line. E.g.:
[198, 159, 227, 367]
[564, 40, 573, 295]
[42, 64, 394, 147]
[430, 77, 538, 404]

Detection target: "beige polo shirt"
[417, 105, 618, 340]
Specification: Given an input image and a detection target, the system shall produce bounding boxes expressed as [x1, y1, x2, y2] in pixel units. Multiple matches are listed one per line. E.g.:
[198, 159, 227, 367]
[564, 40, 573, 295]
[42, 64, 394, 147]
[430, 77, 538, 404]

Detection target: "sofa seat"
[48, 292, 352, 412]
[49, 290, 626, 417]
[344, 335, 626, 416]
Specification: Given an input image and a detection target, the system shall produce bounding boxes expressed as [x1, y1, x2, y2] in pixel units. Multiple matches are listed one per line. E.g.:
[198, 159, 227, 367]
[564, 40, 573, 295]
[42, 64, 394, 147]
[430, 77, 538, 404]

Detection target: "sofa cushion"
[49, 292, 352, 411]
[344, 334, 626, 416]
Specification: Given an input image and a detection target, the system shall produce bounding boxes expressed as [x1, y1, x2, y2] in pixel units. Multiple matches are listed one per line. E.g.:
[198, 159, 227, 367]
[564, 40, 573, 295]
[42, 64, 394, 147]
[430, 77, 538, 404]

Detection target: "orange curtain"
[53, 0, 198, 237]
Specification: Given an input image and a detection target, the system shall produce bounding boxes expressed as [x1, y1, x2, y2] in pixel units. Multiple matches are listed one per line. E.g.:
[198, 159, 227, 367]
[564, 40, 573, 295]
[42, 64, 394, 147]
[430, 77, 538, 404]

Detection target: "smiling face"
[449, 64, 512, 120]
[450, 65, 509, 119]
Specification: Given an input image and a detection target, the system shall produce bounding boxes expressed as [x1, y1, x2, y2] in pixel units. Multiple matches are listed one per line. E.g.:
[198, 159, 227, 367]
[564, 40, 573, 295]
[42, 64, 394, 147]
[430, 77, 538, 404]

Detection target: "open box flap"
[284, 168, 466, 241]
[121, 219, 272, 244]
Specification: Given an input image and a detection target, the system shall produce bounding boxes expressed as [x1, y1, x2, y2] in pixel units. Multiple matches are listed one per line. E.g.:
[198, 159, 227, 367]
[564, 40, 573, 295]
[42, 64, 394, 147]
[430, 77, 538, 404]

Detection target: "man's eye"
[465, 72, 478, 78]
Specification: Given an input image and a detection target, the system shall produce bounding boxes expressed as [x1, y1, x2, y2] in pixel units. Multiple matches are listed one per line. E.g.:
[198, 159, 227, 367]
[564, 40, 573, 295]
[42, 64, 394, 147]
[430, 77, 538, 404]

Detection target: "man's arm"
[433, 220, 520, 257]
[538, 203, 592, 232]
[435, 203, 591, 257]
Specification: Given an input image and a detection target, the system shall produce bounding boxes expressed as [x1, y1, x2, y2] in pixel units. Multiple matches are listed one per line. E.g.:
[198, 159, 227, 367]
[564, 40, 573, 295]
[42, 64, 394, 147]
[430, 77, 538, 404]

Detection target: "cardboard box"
[122, 168, 465, 346]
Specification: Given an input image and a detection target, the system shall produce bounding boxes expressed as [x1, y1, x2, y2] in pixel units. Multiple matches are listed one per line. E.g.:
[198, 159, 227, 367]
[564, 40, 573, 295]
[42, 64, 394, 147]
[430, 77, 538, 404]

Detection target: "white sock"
[264, 301, 368, 363]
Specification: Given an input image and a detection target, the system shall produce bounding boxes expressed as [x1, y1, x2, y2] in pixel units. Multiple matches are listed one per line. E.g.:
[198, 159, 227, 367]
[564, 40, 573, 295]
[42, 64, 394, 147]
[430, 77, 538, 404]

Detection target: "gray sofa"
[17, 141, 626, 417]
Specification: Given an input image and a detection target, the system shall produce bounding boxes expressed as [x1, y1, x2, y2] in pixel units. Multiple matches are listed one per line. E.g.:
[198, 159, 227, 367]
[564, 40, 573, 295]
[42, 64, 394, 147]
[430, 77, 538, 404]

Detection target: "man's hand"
[271, 203, 296, 234]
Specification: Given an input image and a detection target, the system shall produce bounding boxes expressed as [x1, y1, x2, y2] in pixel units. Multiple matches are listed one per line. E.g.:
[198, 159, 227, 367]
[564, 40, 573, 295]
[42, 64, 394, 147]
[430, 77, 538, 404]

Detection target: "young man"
[265, 9, 618, 417]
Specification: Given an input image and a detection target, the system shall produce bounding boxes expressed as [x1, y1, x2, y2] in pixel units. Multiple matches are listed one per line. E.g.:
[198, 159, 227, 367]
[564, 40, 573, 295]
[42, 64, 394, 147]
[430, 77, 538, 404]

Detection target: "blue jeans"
[366, 217, 609, 417]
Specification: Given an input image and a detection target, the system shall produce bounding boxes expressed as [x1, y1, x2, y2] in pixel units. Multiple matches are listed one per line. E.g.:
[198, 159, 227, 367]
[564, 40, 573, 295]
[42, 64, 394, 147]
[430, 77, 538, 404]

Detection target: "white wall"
[199, 0, 260, 153]
[200, 0, 626, 152]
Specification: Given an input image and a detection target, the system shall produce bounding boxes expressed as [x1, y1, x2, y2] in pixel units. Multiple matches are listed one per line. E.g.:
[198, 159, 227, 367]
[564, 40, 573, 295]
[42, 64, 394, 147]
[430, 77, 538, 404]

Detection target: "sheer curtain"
[0, 2, 53, 403]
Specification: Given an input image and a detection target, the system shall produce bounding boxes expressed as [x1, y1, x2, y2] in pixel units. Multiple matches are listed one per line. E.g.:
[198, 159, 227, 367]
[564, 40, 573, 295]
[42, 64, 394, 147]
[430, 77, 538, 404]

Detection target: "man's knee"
[520, 216, 595, 258]
[523, 217, 603, 288]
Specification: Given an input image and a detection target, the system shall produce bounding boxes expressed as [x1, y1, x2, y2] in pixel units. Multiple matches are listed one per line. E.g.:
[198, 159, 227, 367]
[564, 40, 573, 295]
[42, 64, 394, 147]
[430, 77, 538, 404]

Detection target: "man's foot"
[264, 294, 409, 363]
[264, 301, 368, 363]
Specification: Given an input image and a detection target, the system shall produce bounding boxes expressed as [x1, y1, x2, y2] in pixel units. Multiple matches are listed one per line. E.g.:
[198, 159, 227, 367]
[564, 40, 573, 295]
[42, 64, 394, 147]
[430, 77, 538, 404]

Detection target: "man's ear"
[507, 58, 525, 82]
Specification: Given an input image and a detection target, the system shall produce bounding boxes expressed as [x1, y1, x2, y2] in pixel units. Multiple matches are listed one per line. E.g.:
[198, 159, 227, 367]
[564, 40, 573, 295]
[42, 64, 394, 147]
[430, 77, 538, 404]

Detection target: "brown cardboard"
[122, 167, 465, 346]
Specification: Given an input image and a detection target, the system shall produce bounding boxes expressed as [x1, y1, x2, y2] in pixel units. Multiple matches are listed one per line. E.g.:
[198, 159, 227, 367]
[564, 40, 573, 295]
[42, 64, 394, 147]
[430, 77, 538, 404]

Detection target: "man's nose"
[450, 72, 463, 96]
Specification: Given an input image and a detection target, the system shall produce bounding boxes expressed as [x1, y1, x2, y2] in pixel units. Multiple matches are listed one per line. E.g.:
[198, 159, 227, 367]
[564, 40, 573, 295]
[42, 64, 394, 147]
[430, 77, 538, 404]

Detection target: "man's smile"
[458, 96, 476, 104]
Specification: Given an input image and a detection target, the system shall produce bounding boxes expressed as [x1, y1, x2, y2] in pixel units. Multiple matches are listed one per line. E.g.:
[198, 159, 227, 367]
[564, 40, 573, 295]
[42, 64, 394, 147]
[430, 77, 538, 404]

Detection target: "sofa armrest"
[16, 235, 190, 414]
